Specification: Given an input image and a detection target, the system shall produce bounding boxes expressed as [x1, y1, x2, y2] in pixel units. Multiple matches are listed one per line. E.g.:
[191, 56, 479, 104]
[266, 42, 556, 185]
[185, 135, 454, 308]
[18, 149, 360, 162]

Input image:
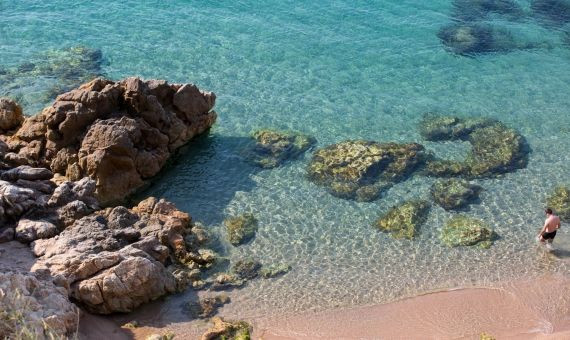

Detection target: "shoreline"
[80, 273, 570, 339]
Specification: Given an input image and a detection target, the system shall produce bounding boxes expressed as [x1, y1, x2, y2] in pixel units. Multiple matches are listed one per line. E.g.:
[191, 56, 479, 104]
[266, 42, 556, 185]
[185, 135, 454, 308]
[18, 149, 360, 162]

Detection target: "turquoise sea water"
[3, 0, 570, 329]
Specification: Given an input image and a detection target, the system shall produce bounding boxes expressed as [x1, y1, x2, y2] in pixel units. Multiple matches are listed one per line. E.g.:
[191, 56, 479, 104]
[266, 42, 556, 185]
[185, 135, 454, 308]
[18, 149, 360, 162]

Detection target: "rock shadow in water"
[451, 0, 525, 22]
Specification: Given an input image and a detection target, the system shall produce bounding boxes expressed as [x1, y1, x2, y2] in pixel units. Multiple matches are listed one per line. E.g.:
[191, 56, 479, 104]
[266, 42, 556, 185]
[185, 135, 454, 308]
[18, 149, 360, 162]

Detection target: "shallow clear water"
[3, 0, 570, 325]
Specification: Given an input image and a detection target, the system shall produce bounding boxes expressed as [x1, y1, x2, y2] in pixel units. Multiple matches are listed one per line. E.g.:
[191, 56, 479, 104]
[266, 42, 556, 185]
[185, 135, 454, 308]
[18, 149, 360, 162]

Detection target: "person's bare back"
[538, 208, 561, 248]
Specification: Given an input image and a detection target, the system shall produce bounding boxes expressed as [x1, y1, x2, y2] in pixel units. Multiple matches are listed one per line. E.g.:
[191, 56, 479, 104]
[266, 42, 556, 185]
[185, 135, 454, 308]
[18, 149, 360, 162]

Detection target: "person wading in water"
[538, 208, 561, 251]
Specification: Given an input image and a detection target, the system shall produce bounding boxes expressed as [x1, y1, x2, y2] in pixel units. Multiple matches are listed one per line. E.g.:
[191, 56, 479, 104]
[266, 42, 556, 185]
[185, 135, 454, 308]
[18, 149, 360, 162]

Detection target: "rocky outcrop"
[0, 271, 79, 339]
[30, 197, 213, 314]
[4, 77, 216, 204]
[440, 215, 495, 248]
[245, 129, 316, 168]
[308, 141, 427, 201]
[431, 179, 482, 210]
[420, 115, 529, 178]
[376, 200, 431, 239]
[547, 186, 570, 221]
[0, 98, 24, 133]
[224, 213, 258, 246]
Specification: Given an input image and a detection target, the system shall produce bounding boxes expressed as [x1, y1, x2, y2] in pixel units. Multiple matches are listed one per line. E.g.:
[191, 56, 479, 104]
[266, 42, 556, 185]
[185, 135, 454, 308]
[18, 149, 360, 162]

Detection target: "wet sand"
[80, 273, 570, 340]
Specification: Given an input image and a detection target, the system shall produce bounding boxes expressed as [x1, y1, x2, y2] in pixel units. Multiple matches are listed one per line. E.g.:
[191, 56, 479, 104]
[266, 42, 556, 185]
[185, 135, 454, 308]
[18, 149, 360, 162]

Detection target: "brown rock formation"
[4, 78, 216, 204]
[0, 98, 24, 133]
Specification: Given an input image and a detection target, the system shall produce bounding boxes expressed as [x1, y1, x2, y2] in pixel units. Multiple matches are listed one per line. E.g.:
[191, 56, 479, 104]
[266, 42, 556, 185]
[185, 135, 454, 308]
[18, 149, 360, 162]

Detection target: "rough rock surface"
[200, 317, 252, 340]
[420, 115, 528, 178]
[547, 186, 570, 221]
[0, 98, 24, 133]
[0, 271, 79, 339]
[4, 77, 217, 204]
[376, 200, 431, 239]
[308, 141, 426, 201]
[260, 263, 292, 279]
[246, 129, 316, 168]
[186, 294, 230, 319]
[440, 215, 495, 248]
[431, 179, 482, 210]
[31, 197, 214, 314]
[224, 213, 258, 246]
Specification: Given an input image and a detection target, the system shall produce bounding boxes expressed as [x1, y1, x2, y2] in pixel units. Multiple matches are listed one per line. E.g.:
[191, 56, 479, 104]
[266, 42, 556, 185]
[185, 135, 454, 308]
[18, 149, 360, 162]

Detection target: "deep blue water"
[2, 0, 570, 325]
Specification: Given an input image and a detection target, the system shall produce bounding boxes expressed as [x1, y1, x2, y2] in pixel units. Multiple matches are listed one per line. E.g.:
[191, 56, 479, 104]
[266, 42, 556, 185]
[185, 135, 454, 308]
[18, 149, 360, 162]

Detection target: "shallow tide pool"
[2, 0, 570, 326]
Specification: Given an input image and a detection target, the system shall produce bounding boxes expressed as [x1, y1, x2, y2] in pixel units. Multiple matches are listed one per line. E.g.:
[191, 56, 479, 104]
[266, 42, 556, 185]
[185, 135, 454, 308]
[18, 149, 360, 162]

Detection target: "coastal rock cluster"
[2, 77, 217, 204]
[0, 78, 219, 338]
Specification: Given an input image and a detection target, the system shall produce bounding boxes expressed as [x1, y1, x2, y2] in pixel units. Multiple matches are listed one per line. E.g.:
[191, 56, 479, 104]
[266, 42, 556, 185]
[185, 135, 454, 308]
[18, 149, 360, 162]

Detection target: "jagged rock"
[451, 0, 524, 21]
[246, 129, 316, 168]
[440, 215, 495, 248]
[308, 141, 426, 201]
[224, 213, 258, 246]
[431, 179, 482, 210]
[260, 263, 292, 279]
[0, 98, 24, 133]
[531, 0, 570, 26]
[30, 198, 205, 314]
[200, 317, 252, 340]
[547, 186, 570, 221]
[420, 115, 528, 178]
[48, 177, 98, 209]
[0, 180, 48, 224]
[231, 258, 261, 280]
[15, 219, 59, 243]
[0, 272, 79, 339]
[5, 77, 217, 204]
[0, 165, 53, 182]
[376, 200, 431, 239]
[186, 294, 231, 319]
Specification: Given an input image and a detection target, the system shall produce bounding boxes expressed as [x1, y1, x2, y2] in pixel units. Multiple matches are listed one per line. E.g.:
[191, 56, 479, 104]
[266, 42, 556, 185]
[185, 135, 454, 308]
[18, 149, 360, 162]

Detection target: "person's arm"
[538, 221, 548, 236]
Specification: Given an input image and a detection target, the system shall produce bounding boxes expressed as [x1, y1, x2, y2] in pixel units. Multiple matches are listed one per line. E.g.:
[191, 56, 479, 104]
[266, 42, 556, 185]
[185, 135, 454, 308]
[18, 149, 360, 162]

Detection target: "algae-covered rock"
[260, 263, 292, 279]
[224, 213, 258, 246]
[231, 258, 262, 280]
[308, 141, 426, 201]
[246, 129, 316, 168]
[200, 317, 252, 340]
[376, 200, 431, 239]
[431, 179, 482, 210]
[440, 215, 494, 248]
[210, 273, 246, 291]
[186, 294, 230, 319]
[437, 23, 526, 55]
[420, 115, 529, 178]
[451, 0, 524, 22]
[547, 186, 570, 221]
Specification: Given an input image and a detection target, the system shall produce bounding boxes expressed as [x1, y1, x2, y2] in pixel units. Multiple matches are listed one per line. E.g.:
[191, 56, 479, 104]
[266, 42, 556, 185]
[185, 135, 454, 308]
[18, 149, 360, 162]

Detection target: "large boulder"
[547, 186, 570, 221]
[5, 77, 217, 204]
[376, 200, 431, 239]
[440, 215, 495, 248]
[431, 179, 482, 210]
[245, 129, 316, 168]
[420, 115, 529, 178]
[308, 141, 426, 201]
[0, 272, 79, 339]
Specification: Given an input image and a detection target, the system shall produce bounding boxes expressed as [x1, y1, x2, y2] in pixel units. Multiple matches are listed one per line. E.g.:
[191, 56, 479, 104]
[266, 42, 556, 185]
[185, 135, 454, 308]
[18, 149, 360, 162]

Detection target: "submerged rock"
[224, 213, 258, 246]
[531, 0, 570, 26]
[4, 77, 217, 204]
[210, 273, 246, 291]
[260, 263, 292, 279]
[308, 141, 426, 201]
[186, 294, 231, 319]
[246, 129, 316, 168]
[437, 23, 530, 55]
[420, 115, 529, 178]
[440, 215, 494, 248]
[376, 200, 431, 239]
[451, 0, 524, 21]
[231, 258, 262, 280]
[431, 179, 482, 210]
[547, 186, 570, 221]
[201, 317, 252, 340]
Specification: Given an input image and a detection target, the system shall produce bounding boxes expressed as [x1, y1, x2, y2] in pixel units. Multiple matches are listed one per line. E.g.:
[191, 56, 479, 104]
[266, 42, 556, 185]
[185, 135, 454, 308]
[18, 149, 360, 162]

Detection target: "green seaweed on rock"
[224, 213, 258, 246]
[376, 200, 431, 239]
[308, 141, 427, 201]
[431, 179, 482, 210]
[440, 215, 494, 248]
[246, 129, 316, 168]
[260, 263, 292, 279]
[546, 186, 570, 221]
